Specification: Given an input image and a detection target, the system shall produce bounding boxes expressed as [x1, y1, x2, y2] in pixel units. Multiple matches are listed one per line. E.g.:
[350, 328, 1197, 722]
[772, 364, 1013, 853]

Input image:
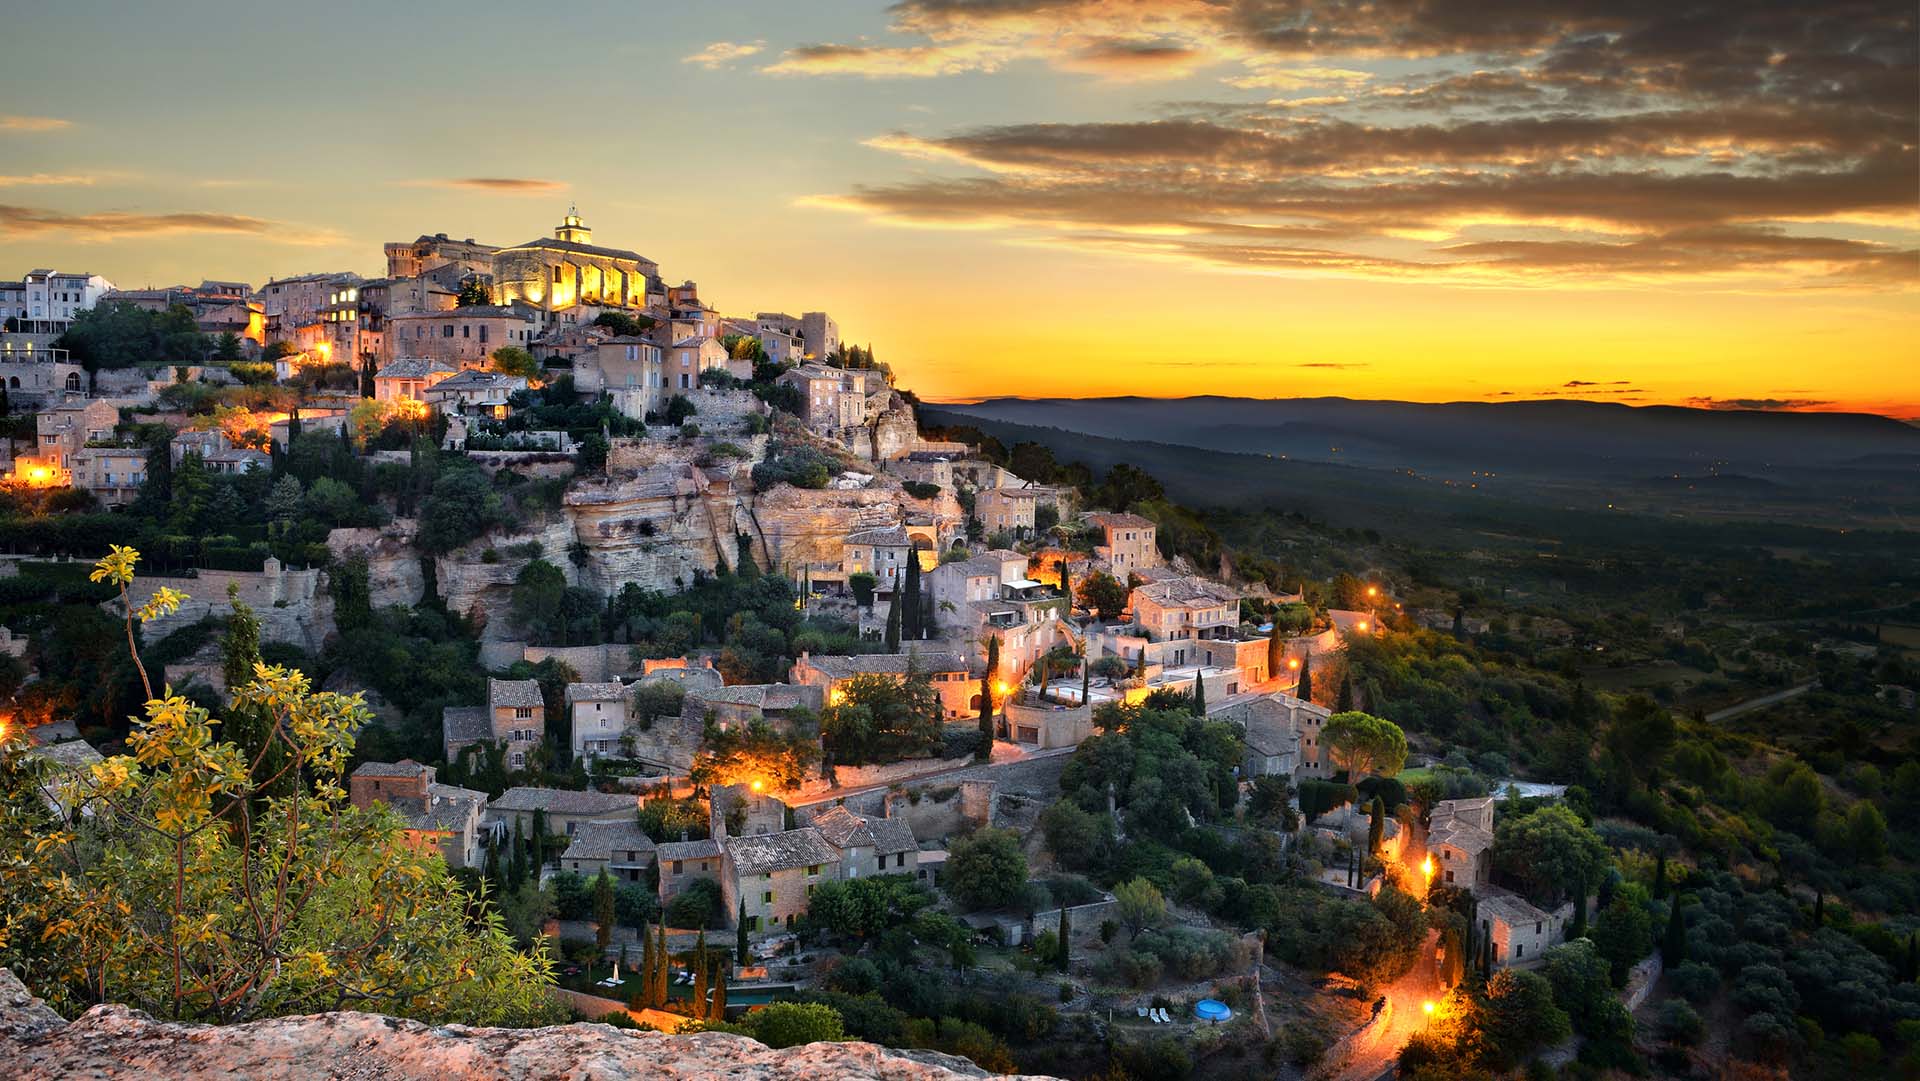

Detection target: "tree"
[1479, 969, 1572, 1071]
[741, 1001, 844, 1048]
[578, 432, 609, 476]
[1846, 800, 1887, 863]
[1114, 877, 1168, 938]
[977, 635, 999, 759]
[1492, 804, 1609, 908]
[1190, 672, 1205, 716]
[1248, 775, 1298, 829]
[848, 573, 877, 608]
[1056, 903, 1071, 973]
[807, 875, 935, 940]
[1268, 623, 1284, 682]
[1589, 895, 1654, 986]
[884, 594, 901, 652]
[1661, 897, 1687, 966]
[690, 720, 818, 791]
[490, 346, 541, 380]
[0, 546, 560, 1026]
[1335, 673, 1354, 712]
[1367, 794, 1386, 855]
[692, 930, 708, 1018]
[663, 395, 697, 426]
[902, 553, 922, 640]
[510, 559, 567, 640]
[737, 901, 749, 960]
[944, 828, 1027, 911]
[1319, 711, 1407, 780]
[1604, 694, 1675, 787]
[1296, 652, 1313, 703]
[594, 870, 616, 951]
[456, 279, 492, 306]
[1077, 572, 1129, 620]
[418, 465, 504, 553]
[819, 665, 945, 766]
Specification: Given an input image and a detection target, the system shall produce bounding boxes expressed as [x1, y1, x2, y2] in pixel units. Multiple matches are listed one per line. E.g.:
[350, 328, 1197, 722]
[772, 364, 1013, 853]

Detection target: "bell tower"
[555, 203, 591, 244]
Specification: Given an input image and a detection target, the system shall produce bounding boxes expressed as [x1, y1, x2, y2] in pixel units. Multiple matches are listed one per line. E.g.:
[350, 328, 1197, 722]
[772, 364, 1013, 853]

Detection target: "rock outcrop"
[0, 969, 1059, 1081]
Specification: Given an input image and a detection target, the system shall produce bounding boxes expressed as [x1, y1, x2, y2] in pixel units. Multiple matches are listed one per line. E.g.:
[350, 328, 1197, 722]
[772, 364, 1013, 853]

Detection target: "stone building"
[789, 650, 974, 720]
[1428, 796, 1496, 890]
[373, 356, 458, 405]
[1129, 576, 1240, 642]
[1088, 512, 1159, 574]
[386, 306, 538, 367]
[559, 820, 658, 884]
[0, 269, 115, 334]
[491, 207, 660, 319]
[35, 398, 117, 473]
[484, 786, 636, 839]
[1478, 891, 1566, 969]
[348, 760, 489, 869]
[385, 232, 499, 280]
[566, 681, 632, 762]
[777, 364, 869, 434]
[976, 487, 1037, 538]
[657, 838, 724, 912]
[0, 345, 85, 407]
[726, 827, 842, 934]
[442, 677, 546, 769]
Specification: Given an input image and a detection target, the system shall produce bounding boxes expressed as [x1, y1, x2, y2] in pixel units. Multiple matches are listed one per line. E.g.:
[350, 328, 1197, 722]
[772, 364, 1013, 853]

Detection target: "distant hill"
[939, 396, 1920, 478]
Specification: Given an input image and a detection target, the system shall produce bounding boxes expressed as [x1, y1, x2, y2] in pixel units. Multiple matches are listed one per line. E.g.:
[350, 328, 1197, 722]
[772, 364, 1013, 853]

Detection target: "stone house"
[1236, 696, 1303, 779]
[490, 209, 660, 318]
[579, 336, 664, 415]
[1129, 576, 1240, 642]
[656, 838, 724, 914]
[441, 677, 546, 769]
[35, 398, 116, 472]
[1478, 891, 1566, 968]
[373, 356, 458, 405]
[777, 364, 868, 433]
[385, 306, 538, 368]
[842, 525, 913, 592]
[789, 649, 974, 720]
[68, 444, 148, 506]
[566, 681, 632, 762]
[976, 487, 1038, 538]
[684, 682, 819, 733]
[1428, 796, 1496, 890]
[1087, 511, 1159, 574]
[0, 346, 85, 408]
[423, 369, 526, 419]
[666, 335, 728, 392]
[348, 760, 489, 869]
[807, 804, 920, 880]
[559, 819, 658, 885]
[725, 827, 843, 934]
[484, 786, 637, 840]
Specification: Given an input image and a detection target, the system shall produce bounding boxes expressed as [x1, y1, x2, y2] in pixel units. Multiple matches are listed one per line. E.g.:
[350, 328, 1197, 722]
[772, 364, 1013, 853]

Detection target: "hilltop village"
[1, 211, 1912, 1081]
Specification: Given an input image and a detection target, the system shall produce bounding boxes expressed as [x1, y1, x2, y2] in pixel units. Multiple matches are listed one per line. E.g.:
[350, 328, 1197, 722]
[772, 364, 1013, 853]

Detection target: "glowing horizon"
[0, 2, 1912, 420]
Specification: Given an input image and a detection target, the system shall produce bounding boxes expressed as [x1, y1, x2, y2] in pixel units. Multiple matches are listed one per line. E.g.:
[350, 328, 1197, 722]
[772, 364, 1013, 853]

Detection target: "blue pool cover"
[1194, 999, 1231, 1022]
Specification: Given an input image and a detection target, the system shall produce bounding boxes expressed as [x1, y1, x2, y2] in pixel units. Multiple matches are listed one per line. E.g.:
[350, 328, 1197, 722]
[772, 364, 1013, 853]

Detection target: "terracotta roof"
[375, 357, 458, 380]
[725, 827, 841, 876]
[1088, 512, 1155, 529]
[845, 526, 912, 546]
[1131, 576, 1239, 608]
[865, 816, 917, 857]
[809, 805, 873, 849]
[1477, 890, 1554, 929]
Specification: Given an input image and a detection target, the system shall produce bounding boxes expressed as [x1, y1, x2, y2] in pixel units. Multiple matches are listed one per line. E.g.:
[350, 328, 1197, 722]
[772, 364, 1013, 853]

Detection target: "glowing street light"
[1421, 1000, 1437, 1016]
[1287, 658, 1300, 670]
[1422, 856, 1435, 879]
[750, 779, 764, 793]
[1366, 586, 1379, 598]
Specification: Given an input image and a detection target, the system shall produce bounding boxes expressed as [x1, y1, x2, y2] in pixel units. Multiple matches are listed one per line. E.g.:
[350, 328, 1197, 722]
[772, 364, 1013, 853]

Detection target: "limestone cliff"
[0, 969, 1061, 1081]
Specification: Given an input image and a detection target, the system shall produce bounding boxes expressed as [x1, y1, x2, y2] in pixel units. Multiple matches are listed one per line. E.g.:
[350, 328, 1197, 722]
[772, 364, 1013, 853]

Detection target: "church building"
[491, 207, 661, 317]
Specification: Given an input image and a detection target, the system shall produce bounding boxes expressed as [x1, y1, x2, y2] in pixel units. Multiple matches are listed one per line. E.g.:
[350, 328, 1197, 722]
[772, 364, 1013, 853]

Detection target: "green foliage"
[690, 719, 817, 791]
[1058, 703, 1242, 840]
[417, 463, 507, 554]
[56, 300, 207, 370]
[740, 1001, 846, 1048]
[820, 665, 944, 766]
[1076, 572, 1129, 620]
[664, 878, 725, 929]
[592, 311, 655, 337]
[751, 442, 843, 490]
[1589, 894, 1655, 985]
[1319, 710, 1408, 779]
[944, 828, 1028, 911]
[806, 875, 935, 940]
[1493, 803, 1609, 908]
[1114, 877, 1168, 937]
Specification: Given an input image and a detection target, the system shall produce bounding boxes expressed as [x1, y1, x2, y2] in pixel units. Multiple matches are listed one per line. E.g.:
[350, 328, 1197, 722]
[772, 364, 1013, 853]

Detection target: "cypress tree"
[640, 920, 655, 1003]
[977, 636, 999, 760]
[737, 900, 749, 961]
[1080, 649, 1089, 705]
[653, 925, 670, 1007]
[1570, 876, 1588, 939]
[692, 931, 708, 1018]
[1297, 652, 1313, 703]
[1059, 559, 1072, 615]
[483, 835, 503, 899]
[1662, 898, 1687, 966]
[1190, 672, 1206, 716]
[1267, 622, 1284, 683]
[1336, 673, 1354, 712]
[1368, 795, 1386, 855]
[1057, 904, 1071, 973]
[594, 871, 616, 951]
[884, 593, 901, 652]
[531, 808, 549, 870]
[1653, 849, 1667, 899]
[711, 960, 728, 1020]
[903, 552, 922, 639]
[1813, 891, 1824, 927]
[508, 821, 527, 889]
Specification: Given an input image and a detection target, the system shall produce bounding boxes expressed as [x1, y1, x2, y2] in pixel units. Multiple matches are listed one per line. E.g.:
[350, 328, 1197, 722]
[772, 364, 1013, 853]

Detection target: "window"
[672, 860, 683, 875]
[805, 864, 820, 877]
[1515, 943, 1524, 958]
[514, 707, 533, 720]
[762, 890, 773, 904]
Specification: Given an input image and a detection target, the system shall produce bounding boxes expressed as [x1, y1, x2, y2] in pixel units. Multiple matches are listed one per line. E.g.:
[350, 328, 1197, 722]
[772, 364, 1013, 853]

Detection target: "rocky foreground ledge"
[0, 970, 1062, 1080]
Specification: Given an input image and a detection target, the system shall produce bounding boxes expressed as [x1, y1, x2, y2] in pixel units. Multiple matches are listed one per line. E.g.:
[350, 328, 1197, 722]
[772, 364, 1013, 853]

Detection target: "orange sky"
[1, 3, 1914, 419]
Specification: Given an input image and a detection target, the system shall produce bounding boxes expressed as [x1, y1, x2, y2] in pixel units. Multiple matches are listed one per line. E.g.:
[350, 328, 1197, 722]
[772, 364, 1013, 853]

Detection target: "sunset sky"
[1, 1, 1914, 417]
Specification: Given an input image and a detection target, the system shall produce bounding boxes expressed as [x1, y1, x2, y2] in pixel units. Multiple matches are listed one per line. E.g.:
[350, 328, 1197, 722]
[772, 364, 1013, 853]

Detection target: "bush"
[743, 1001, 846, 1048]
[1668, 960, 1719, 1003]
[664, 878, 725, 929]
[751, 443, 844, 490]
[903, 481, 940, 500]
[1657, 999, 1703, 1045]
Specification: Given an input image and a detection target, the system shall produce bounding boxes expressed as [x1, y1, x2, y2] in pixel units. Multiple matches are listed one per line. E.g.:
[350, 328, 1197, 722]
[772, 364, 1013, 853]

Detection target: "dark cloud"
[796, 0, 1915, 287]
[1685, 397, 1837, 411]
[0, 204, 336, 245]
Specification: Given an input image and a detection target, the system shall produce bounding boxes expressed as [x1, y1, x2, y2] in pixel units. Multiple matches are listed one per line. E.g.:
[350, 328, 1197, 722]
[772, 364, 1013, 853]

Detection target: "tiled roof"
[499, 236, 651, 263]
[431, 370, 526, 392]
[390, 305, 531, 321]
[845, 525, 912, 547]
[1132, 576, 1239, 608]
[1477, 890, 1554, 929]
[809, 805, 873, 849]
[726, 827, 841, 876]
[1088, 511, 1155, 529]
[488, 678, 544, 709]
[1240, 701, 1302, 756]
[488, 787, 634, 816]
[352, 759, 430, 779]
[656, 838, 723, 862]
[564, 681, 628, 704]
[865, 816, 916, 857]
[441, 706, 491, 745]
[375, 357, 458, 380]
[804, 650, 969, 679]
[692, 683, 808, 710]
[406, 784, 488, 833]
[1428, 819, 1495, 855]
[562, 820, 658, 863]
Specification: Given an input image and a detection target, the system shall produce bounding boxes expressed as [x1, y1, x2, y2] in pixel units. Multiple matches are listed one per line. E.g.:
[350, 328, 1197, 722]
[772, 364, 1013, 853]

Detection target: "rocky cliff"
[0, 969, 1059, 1081]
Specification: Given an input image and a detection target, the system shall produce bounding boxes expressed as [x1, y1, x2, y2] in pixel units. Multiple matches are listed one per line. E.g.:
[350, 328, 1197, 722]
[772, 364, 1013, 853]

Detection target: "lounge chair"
[1136, 1006, 1149, 1018]
[1150, 1008, 1166, 1024]
[1157, 1009, 1173, 1024]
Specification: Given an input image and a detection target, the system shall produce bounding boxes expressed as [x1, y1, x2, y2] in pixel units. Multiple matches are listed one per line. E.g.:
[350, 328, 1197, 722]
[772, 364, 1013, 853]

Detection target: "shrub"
[1668, 960, 1719, 1003]
[903, 481, 940, 500]
[1657, 999, 1703, 1045]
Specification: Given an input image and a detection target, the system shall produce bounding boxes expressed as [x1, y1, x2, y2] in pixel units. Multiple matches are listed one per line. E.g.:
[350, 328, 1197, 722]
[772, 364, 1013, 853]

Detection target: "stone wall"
[882, 779, 994, 840]
[328, 521, 425, 610]
[523, 643, 638, 683]
[0, 967, 1057, 1081]
[125, 560, 334, 652]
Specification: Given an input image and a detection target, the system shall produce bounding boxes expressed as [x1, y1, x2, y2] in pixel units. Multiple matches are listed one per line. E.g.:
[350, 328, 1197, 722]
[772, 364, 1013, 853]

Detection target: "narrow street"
[1705, 681, 1814, 723]
[1330, 930, 1441, 1081]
